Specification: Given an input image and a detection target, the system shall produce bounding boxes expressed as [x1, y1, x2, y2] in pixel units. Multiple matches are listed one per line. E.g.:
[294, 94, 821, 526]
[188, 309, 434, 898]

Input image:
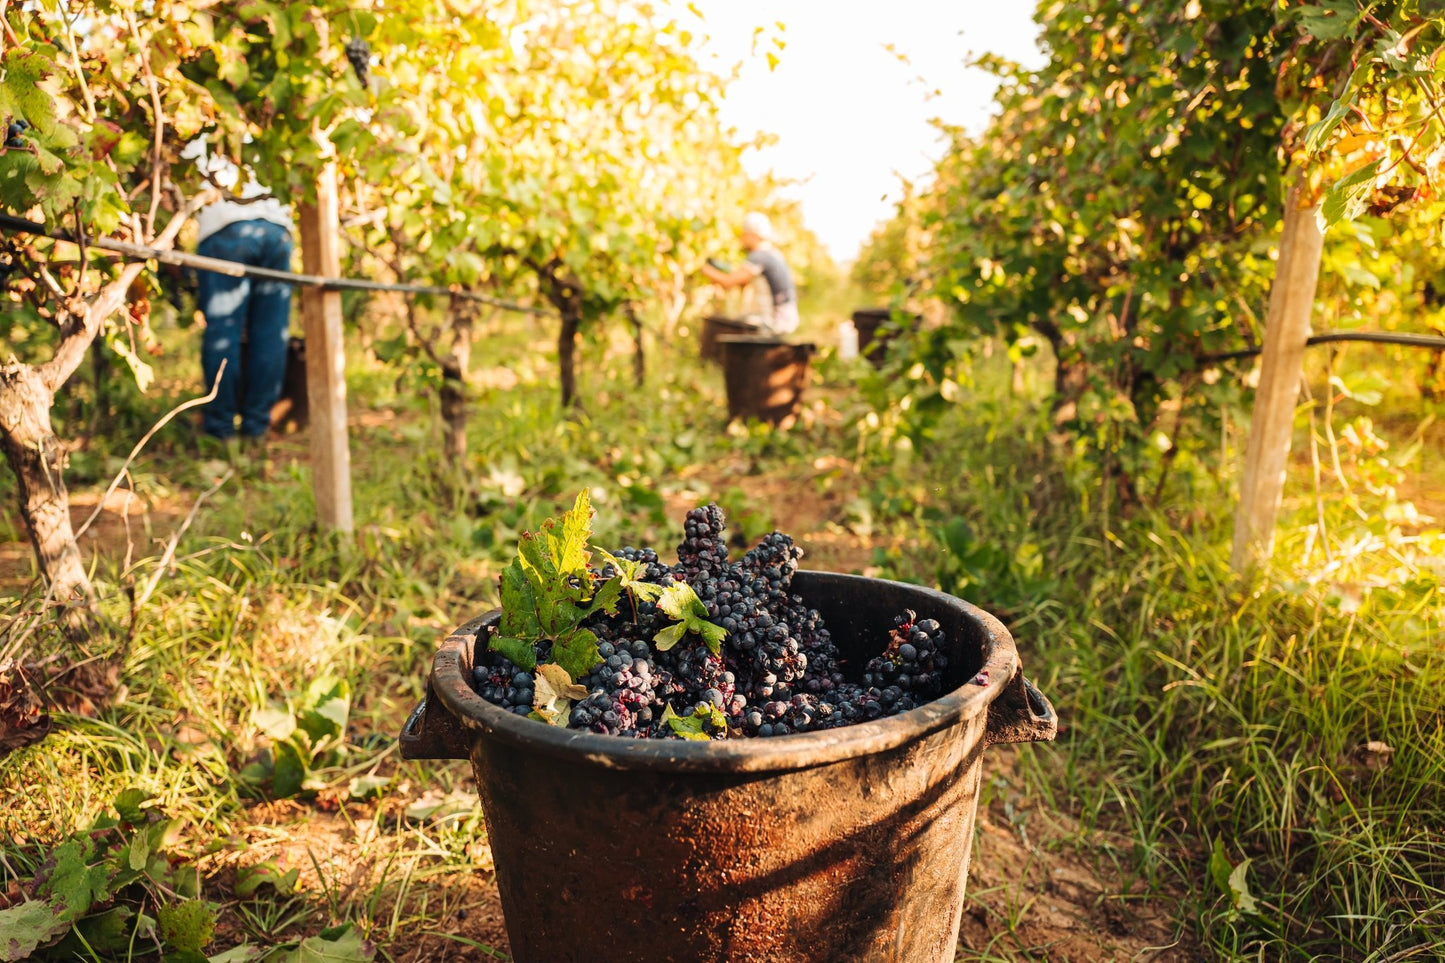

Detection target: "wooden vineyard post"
[297, 162, 354, 533]
[1230, 185, 1324, 573]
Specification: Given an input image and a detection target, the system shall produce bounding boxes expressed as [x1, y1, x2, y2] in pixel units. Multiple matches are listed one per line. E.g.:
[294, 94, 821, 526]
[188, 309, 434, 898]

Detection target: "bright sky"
[680, 2, 1046, 263]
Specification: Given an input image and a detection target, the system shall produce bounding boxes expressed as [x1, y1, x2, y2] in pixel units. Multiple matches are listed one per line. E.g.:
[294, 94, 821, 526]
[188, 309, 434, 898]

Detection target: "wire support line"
[0, 212, 557, 318]
[1203, 330, 1445, 363]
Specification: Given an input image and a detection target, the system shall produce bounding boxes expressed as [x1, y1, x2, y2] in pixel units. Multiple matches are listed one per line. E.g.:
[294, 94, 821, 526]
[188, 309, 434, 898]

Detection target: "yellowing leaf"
[532, 664, 586, 726]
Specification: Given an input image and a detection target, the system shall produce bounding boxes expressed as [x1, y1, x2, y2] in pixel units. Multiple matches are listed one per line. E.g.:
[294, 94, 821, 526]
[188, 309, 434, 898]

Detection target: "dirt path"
[961, 796, 1194, 961]
[0, 487, 189, 592]
[662, 450, 897, 576]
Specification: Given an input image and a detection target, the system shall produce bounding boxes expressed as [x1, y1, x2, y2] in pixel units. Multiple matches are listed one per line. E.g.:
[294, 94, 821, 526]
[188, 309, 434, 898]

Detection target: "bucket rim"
[424, 571, 1021, 773]
[702, 315, 761, 327]
[716, 335, 814, 348]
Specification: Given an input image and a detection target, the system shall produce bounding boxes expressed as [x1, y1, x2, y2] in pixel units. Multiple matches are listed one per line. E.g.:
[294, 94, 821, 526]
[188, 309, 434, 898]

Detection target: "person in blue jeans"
[195, 198, 295, 447]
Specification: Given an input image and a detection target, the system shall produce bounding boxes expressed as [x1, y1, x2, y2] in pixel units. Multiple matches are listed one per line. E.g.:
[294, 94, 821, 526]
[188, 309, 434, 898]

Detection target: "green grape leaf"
[656, 581, 701, 621]
[0, 49, 60, 136]
[1319, 159, 1381, 230]
[104, 336, 156, 392]
[490, 635, 538, 671]
[158, 900, 216, 953]
[597, 549, 665, 604]
[694, 620, 728, 653]
[496, 554, 547, 642]
[653, 622, 687, 652]
[631, 580, 665, 602]
[661, 703, 726, 741]
[0, 900, 70, 961]
[550, 626, 602, 682]
[654, 582, 728, 656]
[583, 574, 624, 618]
[36, 838, 109, 922]
[1294, 0, 1357, 41]
[490, 490, 607, 679]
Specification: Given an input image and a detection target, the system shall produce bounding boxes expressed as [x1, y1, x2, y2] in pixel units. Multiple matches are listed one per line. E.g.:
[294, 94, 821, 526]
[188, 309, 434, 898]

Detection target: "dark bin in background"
[239, 335, 308, 434]
[852, 307, 919, 367]
[401, 571, 1057, 963]
[699, 315, 761, 363]
[718, 335, 815, 425]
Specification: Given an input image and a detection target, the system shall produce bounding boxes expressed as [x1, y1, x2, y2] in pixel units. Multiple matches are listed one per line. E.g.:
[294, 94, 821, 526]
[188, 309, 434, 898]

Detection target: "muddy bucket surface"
[401, 572, 1056, 963]
[718, 335, 815, 425]
[700, 315, 761, 363]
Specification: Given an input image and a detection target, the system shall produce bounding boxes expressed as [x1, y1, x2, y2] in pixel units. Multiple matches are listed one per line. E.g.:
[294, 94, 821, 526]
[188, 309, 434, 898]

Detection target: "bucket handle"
[399, 681, 473, 760]
[984, 670, 1057, 746]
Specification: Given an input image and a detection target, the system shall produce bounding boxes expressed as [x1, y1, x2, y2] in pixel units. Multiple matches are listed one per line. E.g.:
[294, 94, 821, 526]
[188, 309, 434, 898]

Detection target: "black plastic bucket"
[717, 335, 815, 425]
[699, 315, 761, 363]
[851, 308, 918, 368]
[400, 571, 1056, 963]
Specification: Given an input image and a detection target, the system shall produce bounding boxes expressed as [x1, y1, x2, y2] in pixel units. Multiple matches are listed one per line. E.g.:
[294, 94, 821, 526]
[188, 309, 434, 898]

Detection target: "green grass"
[2, 308, 1442, 961]
[903, 351, 1445, 959]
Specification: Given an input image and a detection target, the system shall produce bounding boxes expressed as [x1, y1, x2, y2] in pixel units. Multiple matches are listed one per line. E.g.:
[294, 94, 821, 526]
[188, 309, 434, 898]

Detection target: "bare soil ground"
[0, 486, 189, 592]
[960, 794, 1195, 961]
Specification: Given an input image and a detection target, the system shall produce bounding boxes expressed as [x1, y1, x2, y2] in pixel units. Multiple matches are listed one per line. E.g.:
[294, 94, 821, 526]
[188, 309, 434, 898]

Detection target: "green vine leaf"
[660, 702, 726, 741]
[597, 549, 665, 620]
[158, 899, 216, 954]
[36, 838, 109, 922]
[653, 582, 728, 655]
[548, 627, 604, 687]
[491, 490, 619, 679]
[489, 634, 538, 672]
[0, 900, 69, 962]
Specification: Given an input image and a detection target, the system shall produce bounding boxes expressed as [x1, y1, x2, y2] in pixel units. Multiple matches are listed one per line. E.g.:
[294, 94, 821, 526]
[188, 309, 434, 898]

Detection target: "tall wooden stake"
[297, 162, 354, 533]
[1230, 186, 1324, 572]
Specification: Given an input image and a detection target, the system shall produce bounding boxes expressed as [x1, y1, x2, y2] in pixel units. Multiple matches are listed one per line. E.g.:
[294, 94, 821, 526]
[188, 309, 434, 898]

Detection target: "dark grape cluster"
[344, 37, 371, 86]
[470, 504, 953, 739]
[676, 502, 729, 580]
[862, 610, 948, 696]
[5, 119, 28, 150]
[570, 637, 663, 736]
[471, 657, 533, 716]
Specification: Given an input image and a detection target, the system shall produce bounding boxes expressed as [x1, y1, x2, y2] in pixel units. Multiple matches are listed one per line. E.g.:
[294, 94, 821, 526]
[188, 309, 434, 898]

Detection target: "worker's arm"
[700, 259, 761, 289]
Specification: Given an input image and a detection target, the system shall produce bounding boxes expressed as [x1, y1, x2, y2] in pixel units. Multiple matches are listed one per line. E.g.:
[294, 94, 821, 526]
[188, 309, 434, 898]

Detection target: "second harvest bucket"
[699, 315, 760, 363]
[717, 335, 816, 425]
[401, 571, 1057, 963]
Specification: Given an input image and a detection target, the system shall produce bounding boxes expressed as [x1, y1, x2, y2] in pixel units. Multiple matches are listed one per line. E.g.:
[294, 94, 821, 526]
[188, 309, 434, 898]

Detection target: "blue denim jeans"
[197, 219, 294, 439]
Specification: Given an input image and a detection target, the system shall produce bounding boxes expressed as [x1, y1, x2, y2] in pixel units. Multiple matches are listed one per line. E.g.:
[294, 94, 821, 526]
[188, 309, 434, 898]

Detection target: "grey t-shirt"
[745, 247, 796, 310]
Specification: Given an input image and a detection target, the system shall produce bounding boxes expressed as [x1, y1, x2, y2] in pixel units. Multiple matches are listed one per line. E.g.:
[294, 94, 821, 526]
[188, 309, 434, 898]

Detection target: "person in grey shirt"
[700, 212, 800, 336]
